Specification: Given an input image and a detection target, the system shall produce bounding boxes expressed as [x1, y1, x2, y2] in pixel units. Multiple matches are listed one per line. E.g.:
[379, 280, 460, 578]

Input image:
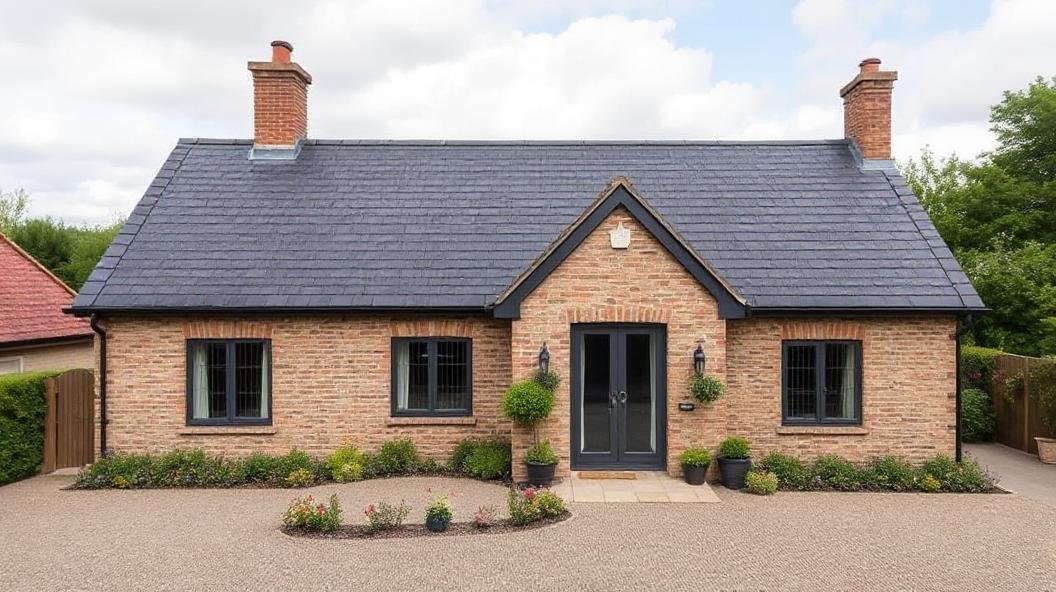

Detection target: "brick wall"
[96, 315, 510, 460]
[511, 207, 727, 479]
[726, 317, 957, 462]
[249, 65, 309, 147]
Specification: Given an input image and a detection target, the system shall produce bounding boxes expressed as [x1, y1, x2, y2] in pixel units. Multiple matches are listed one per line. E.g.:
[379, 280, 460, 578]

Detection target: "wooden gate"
[43, 369, 94, 473]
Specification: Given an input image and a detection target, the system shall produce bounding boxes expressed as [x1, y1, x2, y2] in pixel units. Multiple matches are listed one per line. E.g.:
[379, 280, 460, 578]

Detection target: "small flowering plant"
[473, 505, 497, 528]
[282, 494, 342, 532]
[507, 486, 566, 526]
[425, 493, 454, 522]
[363, 500, 411, 532]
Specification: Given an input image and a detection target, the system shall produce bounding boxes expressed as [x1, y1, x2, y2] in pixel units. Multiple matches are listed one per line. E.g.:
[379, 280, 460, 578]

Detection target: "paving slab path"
[2, 473, 1055, 591]
[966, 442, 1056, 508]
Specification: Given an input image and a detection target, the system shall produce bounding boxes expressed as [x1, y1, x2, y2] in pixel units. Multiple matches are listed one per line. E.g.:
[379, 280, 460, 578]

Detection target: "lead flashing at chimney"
[249, 139, 304, 161]
[846, 138, 897, 172]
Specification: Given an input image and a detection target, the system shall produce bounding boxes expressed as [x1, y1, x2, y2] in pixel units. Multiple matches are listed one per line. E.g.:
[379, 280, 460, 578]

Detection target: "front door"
[570, 324, 666, 469]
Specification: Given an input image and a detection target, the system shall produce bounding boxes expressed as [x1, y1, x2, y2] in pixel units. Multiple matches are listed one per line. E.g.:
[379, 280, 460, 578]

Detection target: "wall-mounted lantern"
[693, 343, 706, 376]
[539, 343, 550, 374]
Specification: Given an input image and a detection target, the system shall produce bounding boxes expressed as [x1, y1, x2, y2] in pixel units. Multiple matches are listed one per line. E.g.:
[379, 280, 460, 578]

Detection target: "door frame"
[569, 323, 667, 470]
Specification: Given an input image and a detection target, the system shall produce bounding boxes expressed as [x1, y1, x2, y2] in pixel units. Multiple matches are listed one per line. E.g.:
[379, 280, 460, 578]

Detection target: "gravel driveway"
[2, 474, 1055, 591]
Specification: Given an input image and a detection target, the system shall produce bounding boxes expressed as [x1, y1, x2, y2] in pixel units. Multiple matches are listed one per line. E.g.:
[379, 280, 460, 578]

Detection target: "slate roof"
[1, 233, 92, 345]
[70, 138, 984, 315]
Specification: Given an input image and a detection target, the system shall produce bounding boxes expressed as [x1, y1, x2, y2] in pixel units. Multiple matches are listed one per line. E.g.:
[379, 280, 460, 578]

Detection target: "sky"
[0, 0, 1053, 225]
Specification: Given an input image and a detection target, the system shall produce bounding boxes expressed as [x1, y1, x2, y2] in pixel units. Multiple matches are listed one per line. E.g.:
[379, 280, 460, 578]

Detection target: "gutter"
[954, 314, 975, 462]
[89, 315, 108, 458]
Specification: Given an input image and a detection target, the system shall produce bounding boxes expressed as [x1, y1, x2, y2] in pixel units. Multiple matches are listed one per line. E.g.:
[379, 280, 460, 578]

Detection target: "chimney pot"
[859, 57, 881, 73]
[840, 57, 898, 160]
[271, 40, 293, 63]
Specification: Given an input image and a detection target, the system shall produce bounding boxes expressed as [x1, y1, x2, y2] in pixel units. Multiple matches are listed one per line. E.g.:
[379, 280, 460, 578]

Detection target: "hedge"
[0, 372, 58, 485]
[961, 345, 1004, 390]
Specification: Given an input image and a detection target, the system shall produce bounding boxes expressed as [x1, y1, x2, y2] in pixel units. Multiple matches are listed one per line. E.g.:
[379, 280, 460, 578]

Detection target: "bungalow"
[69, 41, 985, 479]
[1, 233, 93, 374]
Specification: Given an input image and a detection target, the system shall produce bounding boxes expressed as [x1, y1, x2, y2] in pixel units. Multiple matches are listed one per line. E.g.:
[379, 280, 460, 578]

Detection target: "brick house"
[69, 42, 985, 479]
[1, 233, 94, 374]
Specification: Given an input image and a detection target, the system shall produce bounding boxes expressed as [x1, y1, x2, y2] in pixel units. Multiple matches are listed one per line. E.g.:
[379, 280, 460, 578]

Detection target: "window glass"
[393, 339, 471, 415]
[824, 343, 857, 420]
[785, 344, 817, 420]
[782, 341, 860, 425]
[189, 340, 270, 424]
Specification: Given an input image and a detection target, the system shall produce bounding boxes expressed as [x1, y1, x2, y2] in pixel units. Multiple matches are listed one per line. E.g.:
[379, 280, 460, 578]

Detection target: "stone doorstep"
[561, 470, 721, 503]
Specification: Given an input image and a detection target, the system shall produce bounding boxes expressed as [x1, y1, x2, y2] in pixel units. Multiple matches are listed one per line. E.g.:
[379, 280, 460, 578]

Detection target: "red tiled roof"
[0, 233, 92, 345]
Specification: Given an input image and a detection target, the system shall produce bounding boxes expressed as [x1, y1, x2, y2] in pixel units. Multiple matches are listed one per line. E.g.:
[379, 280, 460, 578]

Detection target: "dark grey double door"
[570, 324, 667, 470]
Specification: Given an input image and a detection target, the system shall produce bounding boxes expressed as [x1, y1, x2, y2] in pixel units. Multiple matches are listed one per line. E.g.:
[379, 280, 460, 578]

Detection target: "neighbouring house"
[1, 233, 94, 374]
[69, 42, 985, 479]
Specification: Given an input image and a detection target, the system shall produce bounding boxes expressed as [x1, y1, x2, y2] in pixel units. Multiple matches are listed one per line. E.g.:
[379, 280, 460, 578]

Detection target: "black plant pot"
[426, 515, 450, 533]
[682, 463, 708, 486]
[718, 457, 752, 489]
[525, 461, 557, 487]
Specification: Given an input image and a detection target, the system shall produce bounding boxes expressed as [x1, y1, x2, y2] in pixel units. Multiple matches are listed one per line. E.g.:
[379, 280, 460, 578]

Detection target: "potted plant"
[424, 493, 452, 533]
[717, 436, 752, 489]
[690, 374, 725, 404]
[679, 447, 712, 485]
[524, 441, 559, 486]
[502, 378, 557, 486]
[1030, 361, 1056, 464]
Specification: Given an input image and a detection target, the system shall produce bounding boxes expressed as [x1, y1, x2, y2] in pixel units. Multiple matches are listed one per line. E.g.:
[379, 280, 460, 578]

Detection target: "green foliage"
[77, 448, 323, 489]
[757, 452, 813, 491]
[6, 215, 123, 291]
[369, 439, 420, 475]
[0, 372, 55, 485]
[283, 468, 316, 488]
[745, 470, 778, 495]
[0, 187, 28, 232]
[533, 369, 559, 392]
[524, 440, 559, 465]
[363, 500, 411, 532]
[78, 453, 154, 489]
[238, 451, 283, 484]
[507, 487, 566, 526]
[919, 474, 942, 493]
[961, 387, 996, 442]
[453, 439, 511, 480]
[148, 448, 234, 487]
[813, 455, 864, 491]
[690, 374, 725, 404]
[425, 494, 453, 521]
[960, 345, 1004, 390]
[1029, 361, 1056, 436]
[325, 444, 366, 483]
[718, 436, 751, 460]
[919, 455, 993, 492]
[283, 494, 342, 532]
[501, 380, 555, 428]
[678, 447, 712, 467]
[861, 456, 917, 492]
[901, 77, 1056, 356]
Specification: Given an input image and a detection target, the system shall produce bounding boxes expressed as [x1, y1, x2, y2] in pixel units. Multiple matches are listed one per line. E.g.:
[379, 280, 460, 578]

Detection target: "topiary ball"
[502, 380, 555, 427]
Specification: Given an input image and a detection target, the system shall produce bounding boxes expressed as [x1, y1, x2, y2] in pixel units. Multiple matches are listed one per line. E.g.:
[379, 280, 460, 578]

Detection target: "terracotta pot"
[1036, 437, 1056, 464]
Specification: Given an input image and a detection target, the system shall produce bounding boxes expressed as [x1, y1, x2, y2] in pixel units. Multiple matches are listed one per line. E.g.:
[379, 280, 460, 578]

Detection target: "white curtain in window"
[192, 345, 209, 419]
[396, 341, 409, 410]
[259, 347, 270, 419]
[841, 345, 856, 418]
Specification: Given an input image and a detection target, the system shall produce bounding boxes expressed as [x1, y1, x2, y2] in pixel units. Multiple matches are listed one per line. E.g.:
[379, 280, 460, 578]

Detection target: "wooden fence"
[989, 354, 1050, 454]
[42, 369, 95, 473]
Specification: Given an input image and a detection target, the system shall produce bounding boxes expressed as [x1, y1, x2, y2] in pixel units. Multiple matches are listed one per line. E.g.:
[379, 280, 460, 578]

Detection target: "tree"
[902, 76, 1056, 356]
[0, 187, 29, 233]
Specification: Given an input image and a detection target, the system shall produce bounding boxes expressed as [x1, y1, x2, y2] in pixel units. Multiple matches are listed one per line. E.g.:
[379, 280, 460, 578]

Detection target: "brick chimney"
[247, 41, 312, 150]
[839, 58, 898, 160]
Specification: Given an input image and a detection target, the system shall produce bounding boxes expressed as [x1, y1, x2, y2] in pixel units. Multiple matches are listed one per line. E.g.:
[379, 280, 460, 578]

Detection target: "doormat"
[577, 471, 637, 480]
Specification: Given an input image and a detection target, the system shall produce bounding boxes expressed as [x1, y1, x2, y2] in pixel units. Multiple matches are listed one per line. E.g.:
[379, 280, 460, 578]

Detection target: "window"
[0, 356, 24, 375]
[782, 340, 861, 425]
[187, 340, 271, 425]
[391, 338, 471, 416]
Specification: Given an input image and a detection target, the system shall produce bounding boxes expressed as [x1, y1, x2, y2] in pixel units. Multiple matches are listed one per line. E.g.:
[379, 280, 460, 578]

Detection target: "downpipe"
[89, 314, 108, 458]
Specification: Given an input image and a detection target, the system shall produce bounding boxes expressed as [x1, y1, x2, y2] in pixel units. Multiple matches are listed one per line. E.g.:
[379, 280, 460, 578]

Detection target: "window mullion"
[427, 341, 438, 413]
[226, 341, 236, 422]
[816, 342, 826, 422]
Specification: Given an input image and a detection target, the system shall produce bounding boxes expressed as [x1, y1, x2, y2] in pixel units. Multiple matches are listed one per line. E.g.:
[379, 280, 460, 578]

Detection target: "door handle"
[608, 392, 617, 411]
[618, 391, 627, 405]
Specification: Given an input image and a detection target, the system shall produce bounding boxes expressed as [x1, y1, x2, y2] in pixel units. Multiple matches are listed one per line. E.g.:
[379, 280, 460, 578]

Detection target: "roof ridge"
[176, 138, 852, 147]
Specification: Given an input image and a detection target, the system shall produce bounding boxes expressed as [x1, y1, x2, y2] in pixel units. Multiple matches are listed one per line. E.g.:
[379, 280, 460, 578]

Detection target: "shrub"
[533, 369, 559, 392]
[524, 440, 559, 465]
[690, 375, 725, 404]
[275, 449, 318, 480]
[920, 474, 942, 493]
[961, 388, 996, 442]
[718, 437, 751, 460]
[533, 490, 567, 517]
[502, 380, 555, 428]
[283, 468, 316, 488]
[283, 494, 341, 532]
[679, 447, 712, 467]
[508, 487, 566, 526]
[370, 439, 420, 475]
[461, 440, 512, 479]
[425, 494, 453, 522]
[77, 453, 154, 489]
[237, 451, 283, 484]
[813, 454, 863, 491]
[961, 345, 1003, 390]
[473, 505, 497, 528]
[325, 444, 366, 483]
[0, 371, 56, 485]
[745, 471, 778, 495]
[363, 500, 411, 532]
[149, 448, 232, 487]
[919, 455, 993, 493]
[758, 452, 813, 490]
[449, 440, 476, 472]
[862, 456, 916, 492]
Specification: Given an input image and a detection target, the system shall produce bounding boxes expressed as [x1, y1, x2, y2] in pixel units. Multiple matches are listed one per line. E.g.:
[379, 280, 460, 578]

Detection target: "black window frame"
[390, 337, 473, 417]
[781, 339, 863, 426]
[185, 339, 273, 427]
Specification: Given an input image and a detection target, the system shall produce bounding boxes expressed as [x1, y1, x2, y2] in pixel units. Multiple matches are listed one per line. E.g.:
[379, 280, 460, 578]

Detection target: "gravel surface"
[2, 474, 1055, 591]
